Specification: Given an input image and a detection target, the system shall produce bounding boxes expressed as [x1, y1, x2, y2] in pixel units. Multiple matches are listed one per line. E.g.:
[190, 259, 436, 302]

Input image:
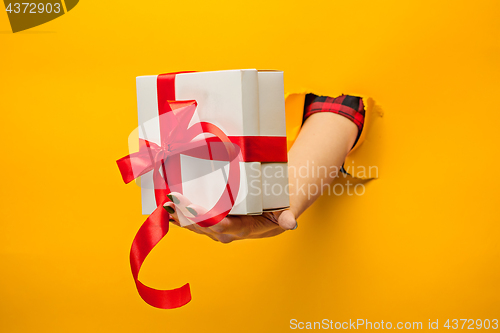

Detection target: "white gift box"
[135, 69, 289, 215]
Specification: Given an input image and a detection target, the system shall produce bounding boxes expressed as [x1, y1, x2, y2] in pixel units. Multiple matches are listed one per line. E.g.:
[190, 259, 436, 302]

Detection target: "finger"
[184, 203, 209, 219]
[166, 192, 191, 226]
[163, 201, 198, 231]
[163, 202, 180, 227]
[167, 193, 211, 226]
[246, 214, 282, 235]
[164, 201, 225, 241]
[209, 215, 251, 237]
[180, 221, 230, 243]
[188, 221, 218, 236]
[167, 192, 191, 206]
[214, 233, 237, 244]
[203, 232, 221, 242]
[276, 210, 298, 230]
[215, 214, 278, 238]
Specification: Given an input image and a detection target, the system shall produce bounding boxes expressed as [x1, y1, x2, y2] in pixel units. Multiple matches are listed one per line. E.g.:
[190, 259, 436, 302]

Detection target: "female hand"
[163, 192, 298, 243]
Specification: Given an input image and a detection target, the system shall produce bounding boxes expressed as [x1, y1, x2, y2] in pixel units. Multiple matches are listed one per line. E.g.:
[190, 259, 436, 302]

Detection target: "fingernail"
[163, 205, 175, 214]
[292, 221, 298, 230]
[186, 206, 198, 216]
[167, 194, 180, 204]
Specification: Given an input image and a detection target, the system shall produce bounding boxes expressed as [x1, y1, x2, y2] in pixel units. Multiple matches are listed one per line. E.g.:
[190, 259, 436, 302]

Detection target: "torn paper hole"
[285, 93, 383, 180]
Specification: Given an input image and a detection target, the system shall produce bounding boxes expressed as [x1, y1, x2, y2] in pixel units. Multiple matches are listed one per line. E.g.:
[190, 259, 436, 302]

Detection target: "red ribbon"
[117, 72, 287, 309]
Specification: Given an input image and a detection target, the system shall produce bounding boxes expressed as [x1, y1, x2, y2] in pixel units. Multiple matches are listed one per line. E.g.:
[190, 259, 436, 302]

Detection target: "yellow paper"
[1, 0, 499, 332]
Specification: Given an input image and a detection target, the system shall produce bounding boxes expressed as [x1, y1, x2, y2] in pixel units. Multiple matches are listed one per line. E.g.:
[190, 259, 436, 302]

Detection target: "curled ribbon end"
[136, 281, 192, 309]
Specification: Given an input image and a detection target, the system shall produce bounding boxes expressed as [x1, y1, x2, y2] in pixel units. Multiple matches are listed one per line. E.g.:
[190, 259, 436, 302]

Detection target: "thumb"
[276, 210, 298, 230]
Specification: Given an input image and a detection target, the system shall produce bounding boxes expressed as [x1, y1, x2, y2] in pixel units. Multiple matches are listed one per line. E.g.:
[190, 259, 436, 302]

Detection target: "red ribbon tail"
[130, 203, 192, 309]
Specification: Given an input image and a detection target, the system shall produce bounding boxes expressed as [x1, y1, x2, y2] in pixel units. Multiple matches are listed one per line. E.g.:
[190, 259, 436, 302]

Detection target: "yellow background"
[1, 0, 499, 332]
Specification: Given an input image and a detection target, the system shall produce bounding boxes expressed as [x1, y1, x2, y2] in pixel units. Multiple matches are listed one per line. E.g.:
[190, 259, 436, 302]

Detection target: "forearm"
[287, 112, 359, 218]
